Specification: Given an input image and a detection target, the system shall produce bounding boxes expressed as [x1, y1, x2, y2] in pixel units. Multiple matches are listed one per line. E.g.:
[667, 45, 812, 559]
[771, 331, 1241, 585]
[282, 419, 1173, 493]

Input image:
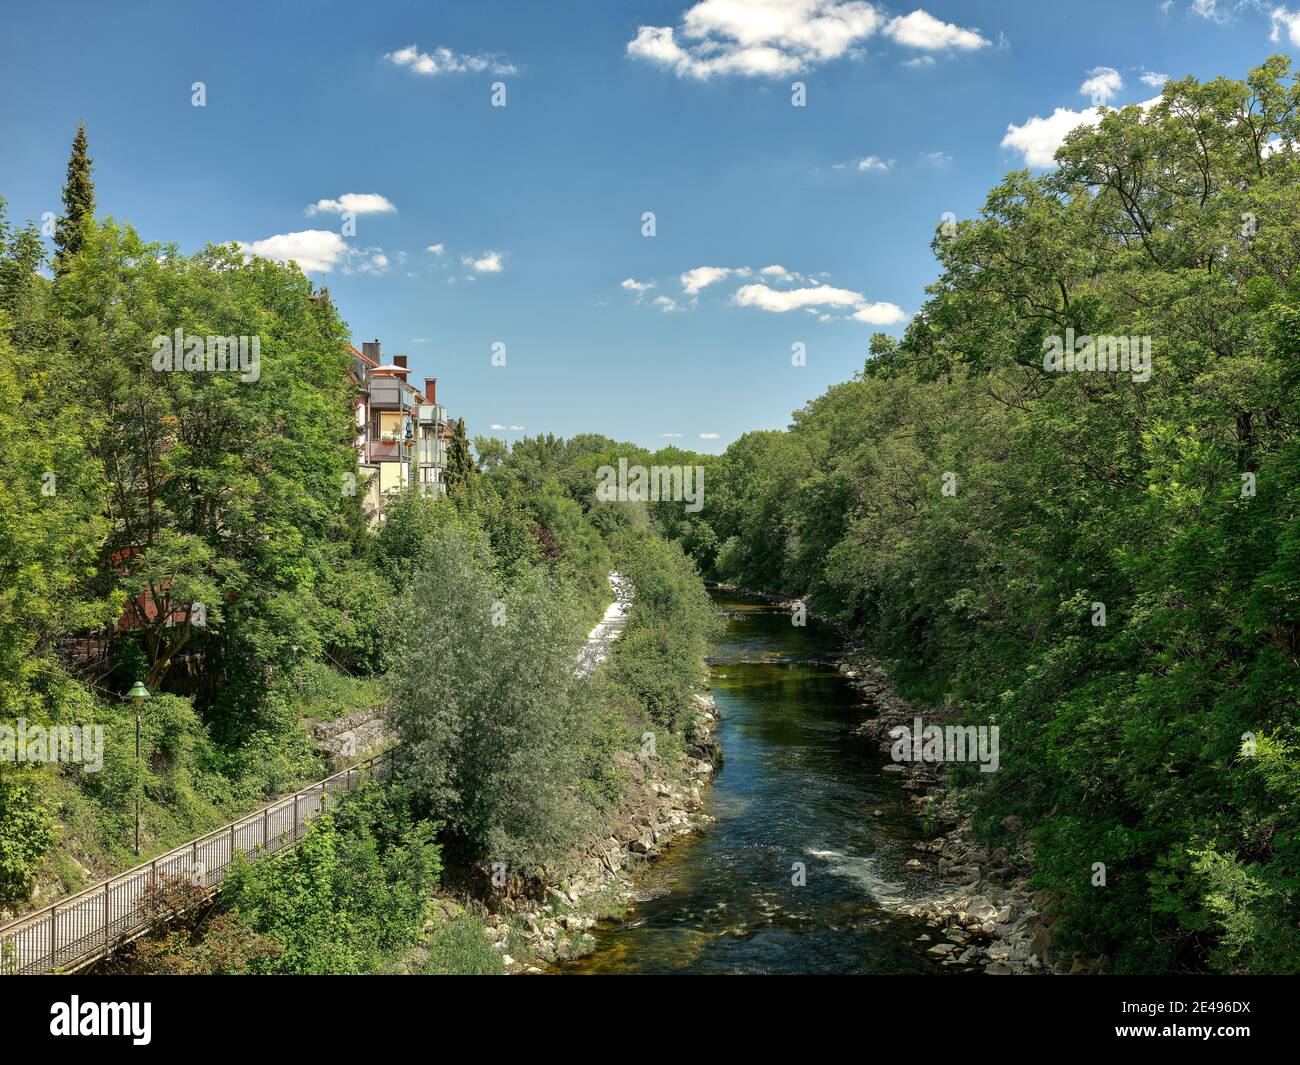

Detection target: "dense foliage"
[667, 59, 1300, 974]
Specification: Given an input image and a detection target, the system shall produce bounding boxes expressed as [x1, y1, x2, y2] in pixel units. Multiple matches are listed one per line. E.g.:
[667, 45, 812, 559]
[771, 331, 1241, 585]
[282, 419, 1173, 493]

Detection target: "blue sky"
[2, 0, 1297, 452]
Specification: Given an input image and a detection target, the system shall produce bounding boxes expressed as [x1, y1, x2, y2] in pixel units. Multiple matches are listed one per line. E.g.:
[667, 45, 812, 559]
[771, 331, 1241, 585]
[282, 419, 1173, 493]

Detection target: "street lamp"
[128, 681, 151, 856]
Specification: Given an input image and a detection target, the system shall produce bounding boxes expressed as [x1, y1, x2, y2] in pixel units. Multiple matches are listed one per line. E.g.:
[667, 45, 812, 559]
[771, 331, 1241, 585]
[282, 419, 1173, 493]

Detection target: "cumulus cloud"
[461, 250, 504, 273]
[1002, 92, 1162, 167]
[1140, 71, 1168, 89]
[855, 154, 893, 171]
[237, 230, 348, 274]
[733, 281, 905, 323]
[1272, 7, 1300, 45]
[654, 294, 683, 312]
[626, 2, 992, 78]
[305, 193, 396, 217]
[425, 243, 446, 255]
[621, 277, 655, 293]
[680, 265, 750, 295]
[1080, 66, 1123, 104]
[759, 264, 806, 282]
[627, 0, 884, 79]
[699, 432, 721, 440]
[883, 9, 989, 50]
[384, 44, 517, 76]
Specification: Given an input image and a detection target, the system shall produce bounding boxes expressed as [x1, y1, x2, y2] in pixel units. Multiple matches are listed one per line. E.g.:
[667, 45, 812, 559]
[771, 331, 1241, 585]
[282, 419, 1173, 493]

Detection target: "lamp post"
[127, 681, 151, 856]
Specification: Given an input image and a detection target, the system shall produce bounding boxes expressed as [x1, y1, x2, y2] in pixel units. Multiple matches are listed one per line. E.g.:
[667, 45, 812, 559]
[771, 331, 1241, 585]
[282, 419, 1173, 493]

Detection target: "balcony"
[368, 379, 412, 410]
[418, 438, 447, 466]
[366, 440, 410, 463]
[418, 403, 446, 424]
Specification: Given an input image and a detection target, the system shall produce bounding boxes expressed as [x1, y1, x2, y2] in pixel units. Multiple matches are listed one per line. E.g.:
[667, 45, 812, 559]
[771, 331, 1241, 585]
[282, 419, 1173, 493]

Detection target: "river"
[558, 587, 946, 975]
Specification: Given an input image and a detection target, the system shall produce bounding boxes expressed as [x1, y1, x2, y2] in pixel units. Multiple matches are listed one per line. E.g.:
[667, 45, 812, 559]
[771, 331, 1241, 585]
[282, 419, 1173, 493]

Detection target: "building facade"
[349, 338, 450, 519]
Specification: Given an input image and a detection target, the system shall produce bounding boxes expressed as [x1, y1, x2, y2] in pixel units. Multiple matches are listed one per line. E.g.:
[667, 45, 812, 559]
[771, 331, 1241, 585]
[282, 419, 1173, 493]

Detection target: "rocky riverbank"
[840, 652, 1075, 975]
[481, 692, 722, 973]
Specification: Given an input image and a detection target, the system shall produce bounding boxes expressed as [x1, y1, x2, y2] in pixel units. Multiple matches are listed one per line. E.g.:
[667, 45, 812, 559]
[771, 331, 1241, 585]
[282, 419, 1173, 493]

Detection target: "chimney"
[393, 355, 409, 376]
[424, 378, 437, 404]
[362, 338, 380, 362]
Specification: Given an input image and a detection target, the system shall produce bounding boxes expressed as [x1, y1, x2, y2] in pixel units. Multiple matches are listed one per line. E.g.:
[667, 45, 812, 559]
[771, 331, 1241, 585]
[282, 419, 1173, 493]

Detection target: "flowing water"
[559, 588, 946, 975]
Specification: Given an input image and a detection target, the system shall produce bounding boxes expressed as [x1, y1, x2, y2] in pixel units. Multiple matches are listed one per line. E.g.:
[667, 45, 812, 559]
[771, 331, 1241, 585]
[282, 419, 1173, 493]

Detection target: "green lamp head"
[127, 681, 152, 703]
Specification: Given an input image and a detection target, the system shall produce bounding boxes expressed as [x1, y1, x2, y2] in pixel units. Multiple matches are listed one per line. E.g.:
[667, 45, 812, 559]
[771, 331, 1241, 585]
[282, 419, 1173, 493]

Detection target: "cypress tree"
[54, 123, 95, 274]
[445, 417, 476, 496]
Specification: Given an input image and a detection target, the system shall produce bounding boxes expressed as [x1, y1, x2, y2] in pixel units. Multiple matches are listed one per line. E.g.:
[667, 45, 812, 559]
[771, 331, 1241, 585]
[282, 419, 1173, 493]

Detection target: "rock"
[927, 942, 957, 957]
[984, 962, 1012, 975]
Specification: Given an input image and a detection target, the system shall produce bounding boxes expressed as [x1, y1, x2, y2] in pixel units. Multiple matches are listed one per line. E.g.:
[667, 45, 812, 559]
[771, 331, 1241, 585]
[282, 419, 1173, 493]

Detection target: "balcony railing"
[366, 440, 410, 463]
[368, 380, 412, 410]
[418, 403, 446, 424]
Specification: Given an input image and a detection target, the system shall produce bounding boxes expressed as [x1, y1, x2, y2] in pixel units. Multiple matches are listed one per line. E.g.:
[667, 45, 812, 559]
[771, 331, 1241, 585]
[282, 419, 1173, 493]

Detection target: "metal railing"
[0, 747, 396, 975]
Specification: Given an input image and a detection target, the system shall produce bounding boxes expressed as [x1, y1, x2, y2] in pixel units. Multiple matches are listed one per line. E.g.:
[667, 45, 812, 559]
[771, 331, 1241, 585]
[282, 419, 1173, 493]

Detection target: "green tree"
[53, 123, 94, 274]
[389, 526, 590, 872]
[445, 417, 475, 496]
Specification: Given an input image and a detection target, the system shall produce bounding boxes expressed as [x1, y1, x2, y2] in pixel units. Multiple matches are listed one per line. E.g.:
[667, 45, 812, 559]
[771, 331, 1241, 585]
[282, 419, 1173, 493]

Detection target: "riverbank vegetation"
[662, 59, 1300, 974]
[0, 132, 716, 933]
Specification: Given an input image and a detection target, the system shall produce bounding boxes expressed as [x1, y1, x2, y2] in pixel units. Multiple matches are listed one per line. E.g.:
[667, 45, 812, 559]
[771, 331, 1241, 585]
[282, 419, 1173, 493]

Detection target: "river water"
[559, 588, 945, 975]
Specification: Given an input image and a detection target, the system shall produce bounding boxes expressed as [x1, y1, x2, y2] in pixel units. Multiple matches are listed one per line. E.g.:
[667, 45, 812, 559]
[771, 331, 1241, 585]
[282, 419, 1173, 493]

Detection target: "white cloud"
[1140, 71, 1168, 89]
[461, 250, 504, 273]
[425, 243, 446, 255]
[344, 249, 389, 276]
[922, 150, 952, 166]
[883, 10, 989, 51]
[759, 264, 805, 282]
[1191, 0, 1231, 23]
[1271, 7, 1300, 45]
[855, 154, 893, 171]
[660, 432, 685, 437]
[412, 337, 430, 343]
[1002, 93, 1162, 167]
[1080, 66, 1123, 104]
[654, 294, 683, 312]
[621, 277, 655, 292]
[627, 0, 883, 79]
[699, 432, 721, 440]
[733, 281, 905, 323]
[384, 44, 517, 76]
[1002, 105, 1099, 167]
[851, 301, 909, 324]
[680, 265, 749, 295]
[904, 55, 936, 67]
[305, 193, 396, 217]
[237, 230, 347, 274]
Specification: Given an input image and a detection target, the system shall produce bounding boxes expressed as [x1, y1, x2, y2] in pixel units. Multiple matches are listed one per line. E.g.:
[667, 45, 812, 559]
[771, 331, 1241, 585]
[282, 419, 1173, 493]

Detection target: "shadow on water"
[558, 588, 949, 975]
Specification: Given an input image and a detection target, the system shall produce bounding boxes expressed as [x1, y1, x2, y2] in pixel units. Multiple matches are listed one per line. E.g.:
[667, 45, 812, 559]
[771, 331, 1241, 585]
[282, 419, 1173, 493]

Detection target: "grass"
[290, 660, 387, 722]
[421, 915, 505, 975]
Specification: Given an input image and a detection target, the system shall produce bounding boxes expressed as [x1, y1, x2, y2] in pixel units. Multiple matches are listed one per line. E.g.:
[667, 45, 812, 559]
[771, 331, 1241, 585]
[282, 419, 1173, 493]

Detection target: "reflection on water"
[559, 589, 946, 975]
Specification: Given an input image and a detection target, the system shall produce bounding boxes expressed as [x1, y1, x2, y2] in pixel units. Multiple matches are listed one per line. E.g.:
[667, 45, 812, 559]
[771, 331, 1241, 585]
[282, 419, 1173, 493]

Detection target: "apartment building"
[349, 338, 450, 518]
